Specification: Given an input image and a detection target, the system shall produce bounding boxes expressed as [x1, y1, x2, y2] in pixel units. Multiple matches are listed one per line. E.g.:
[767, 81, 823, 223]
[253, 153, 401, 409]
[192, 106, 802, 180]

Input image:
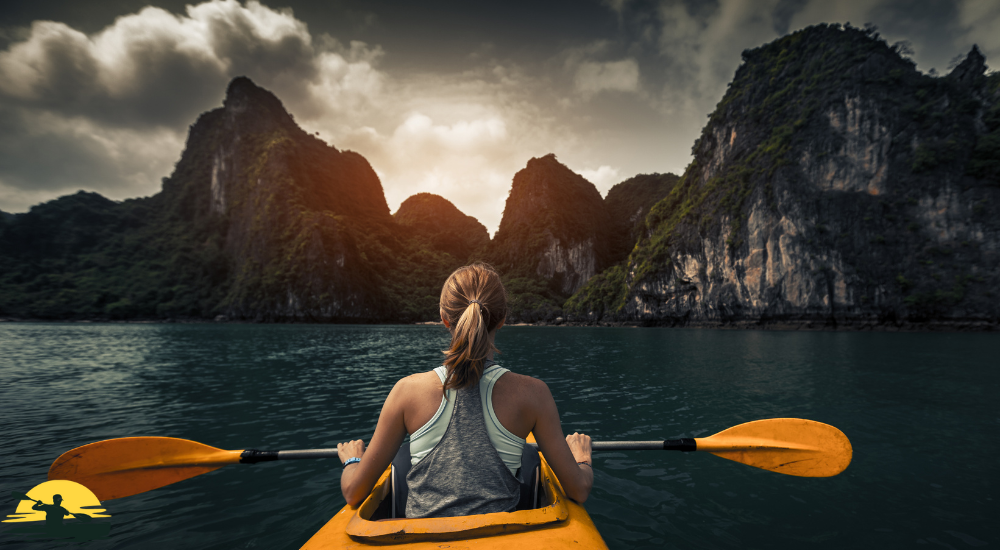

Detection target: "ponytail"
[440, 264, 507, 392]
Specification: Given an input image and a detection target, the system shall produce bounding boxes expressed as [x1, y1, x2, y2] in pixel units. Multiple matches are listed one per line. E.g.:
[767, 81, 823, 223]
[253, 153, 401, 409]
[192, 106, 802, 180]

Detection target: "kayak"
[300, 435, 607, 549]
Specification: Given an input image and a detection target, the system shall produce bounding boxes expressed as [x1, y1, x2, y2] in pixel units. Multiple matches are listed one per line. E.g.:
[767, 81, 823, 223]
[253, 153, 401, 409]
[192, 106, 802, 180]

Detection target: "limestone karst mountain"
[179, 76, 393, 320]
[483, 154, 618, 320]
[0, 78, 469, 322]
[394, 193, 489, 261]
[484, 158, 683, 322]
[2, 25, 997, 328]
[567, 24, 1000, 327]
[489, 154, 615, 295]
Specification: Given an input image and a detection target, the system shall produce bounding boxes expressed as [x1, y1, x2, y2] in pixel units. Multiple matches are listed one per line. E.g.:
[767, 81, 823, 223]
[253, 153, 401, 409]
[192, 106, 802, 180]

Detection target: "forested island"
[1, 24, 998, 329]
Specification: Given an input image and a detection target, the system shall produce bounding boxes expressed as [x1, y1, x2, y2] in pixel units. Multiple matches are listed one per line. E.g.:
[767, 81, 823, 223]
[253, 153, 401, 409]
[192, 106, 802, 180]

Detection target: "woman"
[336, 263, 593, 517]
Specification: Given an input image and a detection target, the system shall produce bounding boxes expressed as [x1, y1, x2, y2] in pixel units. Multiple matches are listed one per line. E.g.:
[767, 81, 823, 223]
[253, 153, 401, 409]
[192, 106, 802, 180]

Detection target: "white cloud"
[301, 43, 386, 124]
[0, 0, 385, 130]
[0, 1, 323, 126]
[375, 111, 514, 227]
[576, 165, 621, 195]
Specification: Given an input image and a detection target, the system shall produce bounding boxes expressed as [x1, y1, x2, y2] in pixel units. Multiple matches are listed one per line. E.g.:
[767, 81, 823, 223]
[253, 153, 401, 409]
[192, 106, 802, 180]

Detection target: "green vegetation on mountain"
[394, 193, 489, 261]
[387, 193, 491, 320]
[967, 72, 1000, 182]
[0, 191, 226, 319]
[604, 173, 680, 240]
[563, 172, 678, 319]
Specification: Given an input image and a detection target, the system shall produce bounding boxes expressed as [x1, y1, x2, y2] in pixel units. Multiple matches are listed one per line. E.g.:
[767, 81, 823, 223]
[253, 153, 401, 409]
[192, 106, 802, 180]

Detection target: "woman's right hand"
[522, 377, 594, 503]
[337, 439, 366, 464]
[566, 432, 593, 465]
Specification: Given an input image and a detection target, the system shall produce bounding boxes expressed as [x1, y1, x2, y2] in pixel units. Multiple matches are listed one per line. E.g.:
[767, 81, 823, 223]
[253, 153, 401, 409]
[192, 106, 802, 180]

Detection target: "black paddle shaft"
[600, 439, 697, 451]
[532, 439, 697, 452]
[240, 449, 340, 463]
[239, 438, 698, 463]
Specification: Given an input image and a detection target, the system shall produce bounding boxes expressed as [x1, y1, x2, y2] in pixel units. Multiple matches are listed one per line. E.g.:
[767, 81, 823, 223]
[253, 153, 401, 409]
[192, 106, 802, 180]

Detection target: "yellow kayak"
[300, 435, 606, 549]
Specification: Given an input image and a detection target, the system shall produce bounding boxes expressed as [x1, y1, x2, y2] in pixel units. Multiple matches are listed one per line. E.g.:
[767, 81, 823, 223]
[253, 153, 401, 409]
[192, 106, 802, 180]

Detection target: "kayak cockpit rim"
[345, 459, 569, 543]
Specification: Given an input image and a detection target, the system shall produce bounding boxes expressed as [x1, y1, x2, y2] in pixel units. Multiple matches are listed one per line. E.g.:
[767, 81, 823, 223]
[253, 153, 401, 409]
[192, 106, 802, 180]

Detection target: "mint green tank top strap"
[408, 362, 526, 474]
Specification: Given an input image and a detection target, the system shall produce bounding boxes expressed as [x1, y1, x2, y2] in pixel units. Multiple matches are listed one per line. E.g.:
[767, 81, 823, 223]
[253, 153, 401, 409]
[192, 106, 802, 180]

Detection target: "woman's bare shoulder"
[491, 370, 556, 437]
[497, 371, 551, 398]
[395, 370, 442, 392]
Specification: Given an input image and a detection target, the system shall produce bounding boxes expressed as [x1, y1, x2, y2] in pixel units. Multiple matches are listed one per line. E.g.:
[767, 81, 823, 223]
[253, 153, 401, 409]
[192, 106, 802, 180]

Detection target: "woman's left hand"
[566, 432, 593, 465]
[337, 439, 366, 464]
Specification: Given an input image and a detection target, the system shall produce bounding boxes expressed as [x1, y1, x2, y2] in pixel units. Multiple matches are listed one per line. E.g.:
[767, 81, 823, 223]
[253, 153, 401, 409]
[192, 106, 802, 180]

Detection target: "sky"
[1, 0, 998, 234]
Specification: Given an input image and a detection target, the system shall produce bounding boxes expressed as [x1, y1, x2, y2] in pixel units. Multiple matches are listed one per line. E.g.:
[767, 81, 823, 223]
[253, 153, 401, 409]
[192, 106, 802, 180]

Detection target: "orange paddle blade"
[695, 418, 852, 477]
[48, 437, 242, 500]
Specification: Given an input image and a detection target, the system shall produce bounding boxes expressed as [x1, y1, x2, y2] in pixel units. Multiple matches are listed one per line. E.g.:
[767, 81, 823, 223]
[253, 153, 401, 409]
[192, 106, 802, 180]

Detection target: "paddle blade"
[48, 437, 242, 500]
[72, 512, 93, 522]
[11, 491, 34, 502]
[695, 418, 852, 477]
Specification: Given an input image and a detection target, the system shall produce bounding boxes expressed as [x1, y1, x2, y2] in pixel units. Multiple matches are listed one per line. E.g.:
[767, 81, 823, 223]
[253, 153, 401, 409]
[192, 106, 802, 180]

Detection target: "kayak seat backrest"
[389, 442, 541, 518]
[516, 444, 541, 511]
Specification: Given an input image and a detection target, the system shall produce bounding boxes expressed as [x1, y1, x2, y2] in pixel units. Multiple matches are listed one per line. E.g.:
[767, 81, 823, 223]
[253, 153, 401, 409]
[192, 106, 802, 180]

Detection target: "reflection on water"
[1, 323, 997, 549]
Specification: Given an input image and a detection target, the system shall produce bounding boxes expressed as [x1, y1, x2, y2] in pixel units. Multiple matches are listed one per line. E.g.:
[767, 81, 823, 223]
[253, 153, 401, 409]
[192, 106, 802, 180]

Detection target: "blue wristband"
[343, 457, 361, 467]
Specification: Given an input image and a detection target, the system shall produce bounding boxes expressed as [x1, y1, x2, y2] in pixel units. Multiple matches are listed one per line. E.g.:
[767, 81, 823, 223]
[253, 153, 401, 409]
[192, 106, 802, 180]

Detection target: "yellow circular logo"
[5, 480, 111, 542]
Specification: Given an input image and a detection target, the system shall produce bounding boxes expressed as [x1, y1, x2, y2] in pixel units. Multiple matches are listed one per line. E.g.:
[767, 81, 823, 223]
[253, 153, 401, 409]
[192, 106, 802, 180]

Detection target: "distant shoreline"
[2, 317, 997, 332]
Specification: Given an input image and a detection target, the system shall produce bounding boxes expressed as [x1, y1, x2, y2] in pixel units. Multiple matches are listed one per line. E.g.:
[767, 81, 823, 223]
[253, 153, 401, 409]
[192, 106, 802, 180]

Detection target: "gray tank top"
[404, 379, 521, 518]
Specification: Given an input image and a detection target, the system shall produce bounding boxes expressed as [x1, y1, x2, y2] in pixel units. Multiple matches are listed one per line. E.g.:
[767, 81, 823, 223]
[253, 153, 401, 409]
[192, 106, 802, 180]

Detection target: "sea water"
[0, 323, 996, 549]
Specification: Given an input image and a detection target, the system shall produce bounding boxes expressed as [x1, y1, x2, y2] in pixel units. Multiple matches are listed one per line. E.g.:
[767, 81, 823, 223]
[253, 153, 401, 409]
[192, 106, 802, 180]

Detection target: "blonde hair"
[440, 263, 507, 391]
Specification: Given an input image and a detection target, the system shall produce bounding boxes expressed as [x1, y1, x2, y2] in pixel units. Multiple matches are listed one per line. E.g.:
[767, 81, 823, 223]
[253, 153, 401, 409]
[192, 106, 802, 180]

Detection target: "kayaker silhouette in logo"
[31, 494, 70, 528]
[3, 480, 111, 542]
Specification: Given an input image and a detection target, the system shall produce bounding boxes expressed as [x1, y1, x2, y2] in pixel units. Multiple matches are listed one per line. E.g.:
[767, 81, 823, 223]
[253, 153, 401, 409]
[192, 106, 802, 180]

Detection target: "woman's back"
[404, 366, 521, 517]
[335, 263, 593, 515]
[398, 365, 543, 448]
[408, 363, 525, 474]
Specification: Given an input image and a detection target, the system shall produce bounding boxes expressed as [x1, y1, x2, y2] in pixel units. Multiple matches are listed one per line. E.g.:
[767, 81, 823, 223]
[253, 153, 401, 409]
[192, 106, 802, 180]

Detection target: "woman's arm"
[528, 380, 593, 503]
[337, 378, 409, 505]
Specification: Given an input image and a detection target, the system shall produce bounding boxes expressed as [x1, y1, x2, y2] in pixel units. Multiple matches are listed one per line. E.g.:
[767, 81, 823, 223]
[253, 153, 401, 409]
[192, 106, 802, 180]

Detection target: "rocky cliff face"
[166, 77, 391, 321]
[569, 24, 1000, 327]
[490, 154, 615, 297]
[394, 193, 489, 261]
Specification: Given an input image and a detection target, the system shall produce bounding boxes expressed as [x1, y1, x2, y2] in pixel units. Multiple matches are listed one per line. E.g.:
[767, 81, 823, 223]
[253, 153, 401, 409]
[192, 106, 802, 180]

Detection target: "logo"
[4, 480, 111, 542]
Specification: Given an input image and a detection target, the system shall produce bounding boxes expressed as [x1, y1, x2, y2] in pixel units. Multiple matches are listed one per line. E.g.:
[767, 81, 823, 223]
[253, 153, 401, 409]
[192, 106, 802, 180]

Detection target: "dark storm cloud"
[772, 0, 809, 35]
[0, 107, 123, 191]
[788, 0, 965, 70]
[0, 101, 184, 211]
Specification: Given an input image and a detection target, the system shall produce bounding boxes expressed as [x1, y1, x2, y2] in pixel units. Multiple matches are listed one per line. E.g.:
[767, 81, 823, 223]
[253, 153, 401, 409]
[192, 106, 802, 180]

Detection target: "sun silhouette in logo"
[5, 480, 111, 541]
